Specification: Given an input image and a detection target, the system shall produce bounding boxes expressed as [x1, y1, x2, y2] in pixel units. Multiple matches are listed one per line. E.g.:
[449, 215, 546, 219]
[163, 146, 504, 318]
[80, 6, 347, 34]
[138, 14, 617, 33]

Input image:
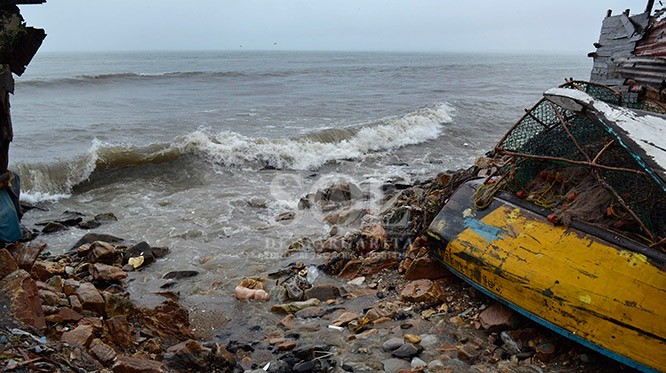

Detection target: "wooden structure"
[588, 4, 666, 107]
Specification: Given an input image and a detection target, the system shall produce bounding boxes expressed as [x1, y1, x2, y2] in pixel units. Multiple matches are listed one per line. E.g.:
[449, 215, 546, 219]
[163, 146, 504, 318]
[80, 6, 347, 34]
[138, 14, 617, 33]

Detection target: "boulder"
[400, 279, 446, 303]
[0, 269, 46, 330]
[70, 233, 123, 252]
[61, 324, 94, 348]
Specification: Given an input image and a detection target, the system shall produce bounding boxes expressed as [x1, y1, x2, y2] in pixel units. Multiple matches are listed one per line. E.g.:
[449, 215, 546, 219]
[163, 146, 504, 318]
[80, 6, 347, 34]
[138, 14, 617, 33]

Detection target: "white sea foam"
[183, 103, 454, 170]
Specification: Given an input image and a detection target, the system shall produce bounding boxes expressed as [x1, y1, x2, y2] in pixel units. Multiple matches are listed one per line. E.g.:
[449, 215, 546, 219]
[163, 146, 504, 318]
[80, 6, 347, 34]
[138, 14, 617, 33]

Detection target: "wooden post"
[645, 0, 655, 15]
[0, 65, 12, 174]
[606, 9, 612, 18]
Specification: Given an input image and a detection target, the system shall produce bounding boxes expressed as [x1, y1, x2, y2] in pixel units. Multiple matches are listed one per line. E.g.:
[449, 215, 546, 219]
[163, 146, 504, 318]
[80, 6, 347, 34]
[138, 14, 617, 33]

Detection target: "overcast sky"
[20, 1, 648, 53]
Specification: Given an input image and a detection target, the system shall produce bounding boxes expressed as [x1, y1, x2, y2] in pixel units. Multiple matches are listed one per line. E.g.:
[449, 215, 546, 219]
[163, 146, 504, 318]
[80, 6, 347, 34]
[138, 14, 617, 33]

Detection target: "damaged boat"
[428, 81, 665, 372]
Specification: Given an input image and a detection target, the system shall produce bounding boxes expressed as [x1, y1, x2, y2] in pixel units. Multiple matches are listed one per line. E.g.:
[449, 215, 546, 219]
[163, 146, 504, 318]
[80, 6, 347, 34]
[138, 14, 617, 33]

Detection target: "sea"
[11, 50, 591, 332]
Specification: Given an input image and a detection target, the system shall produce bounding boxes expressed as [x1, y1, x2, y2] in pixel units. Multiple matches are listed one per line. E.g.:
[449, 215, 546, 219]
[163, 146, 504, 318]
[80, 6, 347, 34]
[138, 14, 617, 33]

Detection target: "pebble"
[391, 342, 419, 358]
[411, 357, 427, 368]
[382, 358, 410, 373]
[404, 333, 421, 344]
[277, 341, 296, 351]
[347, 276, 365, 286]
[419, 333, 439, 349]
[382, 337, 404, 352]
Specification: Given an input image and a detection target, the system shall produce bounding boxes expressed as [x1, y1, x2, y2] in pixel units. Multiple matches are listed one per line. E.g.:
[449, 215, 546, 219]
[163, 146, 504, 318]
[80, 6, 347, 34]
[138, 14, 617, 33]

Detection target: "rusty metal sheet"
[635, 18, 666, 58]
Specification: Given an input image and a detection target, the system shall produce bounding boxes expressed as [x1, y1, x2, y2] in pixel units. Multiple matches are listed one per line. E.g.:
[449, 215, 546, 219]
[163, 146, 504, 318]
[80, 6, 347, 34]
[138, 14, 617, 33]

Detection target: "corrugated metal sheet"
[616, 57, 666, 86]
[635, 18, 666, 57]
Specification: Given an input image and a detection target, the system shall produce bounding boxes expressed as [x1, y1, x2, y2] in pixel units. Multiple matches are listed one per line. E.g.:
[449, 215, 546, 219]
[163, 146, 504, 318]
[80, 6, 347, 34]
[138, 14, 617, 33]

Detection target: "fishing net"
[480, 81, 666, 250]
[560, 80, 666, 114]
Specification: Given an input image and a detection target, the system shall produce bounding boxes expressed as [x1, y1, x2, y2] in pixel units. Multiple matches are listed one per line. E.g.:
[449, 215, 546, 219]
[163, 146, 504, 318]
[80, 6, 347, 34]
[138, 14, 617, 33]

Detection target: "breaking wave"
[18, 104, 454, 202]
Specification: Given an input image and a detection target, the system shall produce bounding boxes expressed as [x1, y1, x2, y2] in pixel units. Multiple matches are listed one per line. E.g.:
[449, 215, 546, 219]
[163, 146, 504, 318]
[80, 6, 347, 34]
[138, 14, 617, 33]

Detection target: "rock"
[54, 307, 82, 323]
[106, 315, 133, 348]
[331, 311, 359, 327]
[89, 241, 117, 264]
[63, 278, 80, 295]
[400, 279, 446, 303]
[69, 295, 83, 312]
[278, 314, 295, 329]
[95, 212, 118, 222]
[382, 337, 404, 352]
[382, 358, 410, 373]
[56, 211, 85, 226]
[0, 269, 46, 330]
[347, 276, 365, 286]
[392, 342, 419, 358]
[38, 288, 61, 306]
[404, 334, 421, 344]
[419, 334, 439, 349]
[46, 275, 64, 293]
[74, 282, 105, 316]
[337, 251, 400, 280]
[411, 357, 427, 369]
[404, 255, 450, 280]
[78, 219, 102, 230]
[295, 306, 325, 319]
[164, 339, 209, 371]
[137, 299, 193, 345]
[277, 340, 297, 351]
[365, 301, 400, 322]
[0, 248, 18, 279]
[70, 233, 123, 252]
[427, 359, 446, 372]
[355, 223, 386, 254]
[111, 355, 167, 373]
[535, 342, 556, 362]
[478, 302, 520, 331]
[457, 342, 480, 362]
[92, 263, 128, 282]
[125, 242, 155, 266]
[104, 292, 134, 317]
[89, 338, 117, 366]
[303, 284, 340, 301]
[271, 298, 320, 314]
[61, 324, 94, 348]
[298, 197, 311, 210]
[275, 211, 295, 222]
[162, 270, 198, 280]
[7, 241, 47, 271]
[210, 342, 236, 371]
[41, 221, 68, 234]
[30, 260, 66, 282]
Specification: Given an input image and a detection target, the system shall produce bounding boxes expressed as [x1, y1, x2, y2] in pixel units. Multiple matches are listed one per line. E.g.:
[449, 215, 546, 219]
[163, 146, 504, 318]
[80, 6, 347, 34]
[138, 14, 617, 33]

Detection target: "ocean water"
[11, 51, 591, 320]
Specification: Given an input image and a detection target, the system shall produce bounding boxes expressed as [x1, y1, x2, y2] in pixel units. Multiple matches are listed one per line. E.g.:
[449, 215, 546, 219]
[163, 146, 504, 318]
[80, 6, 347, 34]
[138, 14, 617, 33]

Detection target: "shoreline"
[0, 165, 631, 372]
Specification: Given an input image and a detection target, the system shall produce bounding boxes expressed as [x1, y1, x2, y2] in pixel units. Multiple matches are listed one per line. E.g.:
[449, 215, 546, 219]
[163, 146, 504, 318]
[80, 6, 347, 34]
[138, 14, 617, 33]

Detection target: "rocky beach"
[0, 163, 636, 372]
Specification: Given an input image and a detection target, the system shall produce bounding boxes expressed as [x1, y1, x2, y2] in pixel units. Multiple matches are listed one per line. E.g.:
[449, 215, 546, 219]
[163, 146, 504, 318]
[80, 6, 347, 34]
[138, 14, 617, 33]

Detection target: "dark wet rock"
[162, 270, 199, 280]
[70, 233, 124, 251]
[275, 211, 296, 222]
[94, 212, 118, 222]
[41, 221, 68, 234]
[56, 211, 85, 226]
[303, 284, 340, 301]
[78, 219, 102, 230]
[297, 197, 311, 210]
[391, 343, 419, 359]
[0, 269, 46, 330]
[295, 306, 325, 319]
[336, 251, 400, 280]
[293, 360, 315, 372]
[151, 246, 170, 258]
[125, 241, 155, 266]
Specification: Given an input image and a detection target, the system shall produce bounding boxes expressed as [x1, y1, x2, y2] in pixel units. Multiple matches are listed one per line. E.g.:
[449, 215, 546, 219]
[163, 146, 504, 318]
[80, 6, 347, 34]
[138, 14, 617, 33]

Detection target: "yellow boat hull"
[428, 181, 666, 372]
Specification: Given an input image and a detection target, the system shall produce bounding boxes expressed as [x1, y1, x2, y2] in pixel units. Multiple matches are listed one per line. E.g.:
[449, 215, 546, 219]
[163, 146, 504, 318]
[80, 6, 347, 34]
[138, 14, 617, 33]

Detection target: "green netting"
[492, 84, 665, 247]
